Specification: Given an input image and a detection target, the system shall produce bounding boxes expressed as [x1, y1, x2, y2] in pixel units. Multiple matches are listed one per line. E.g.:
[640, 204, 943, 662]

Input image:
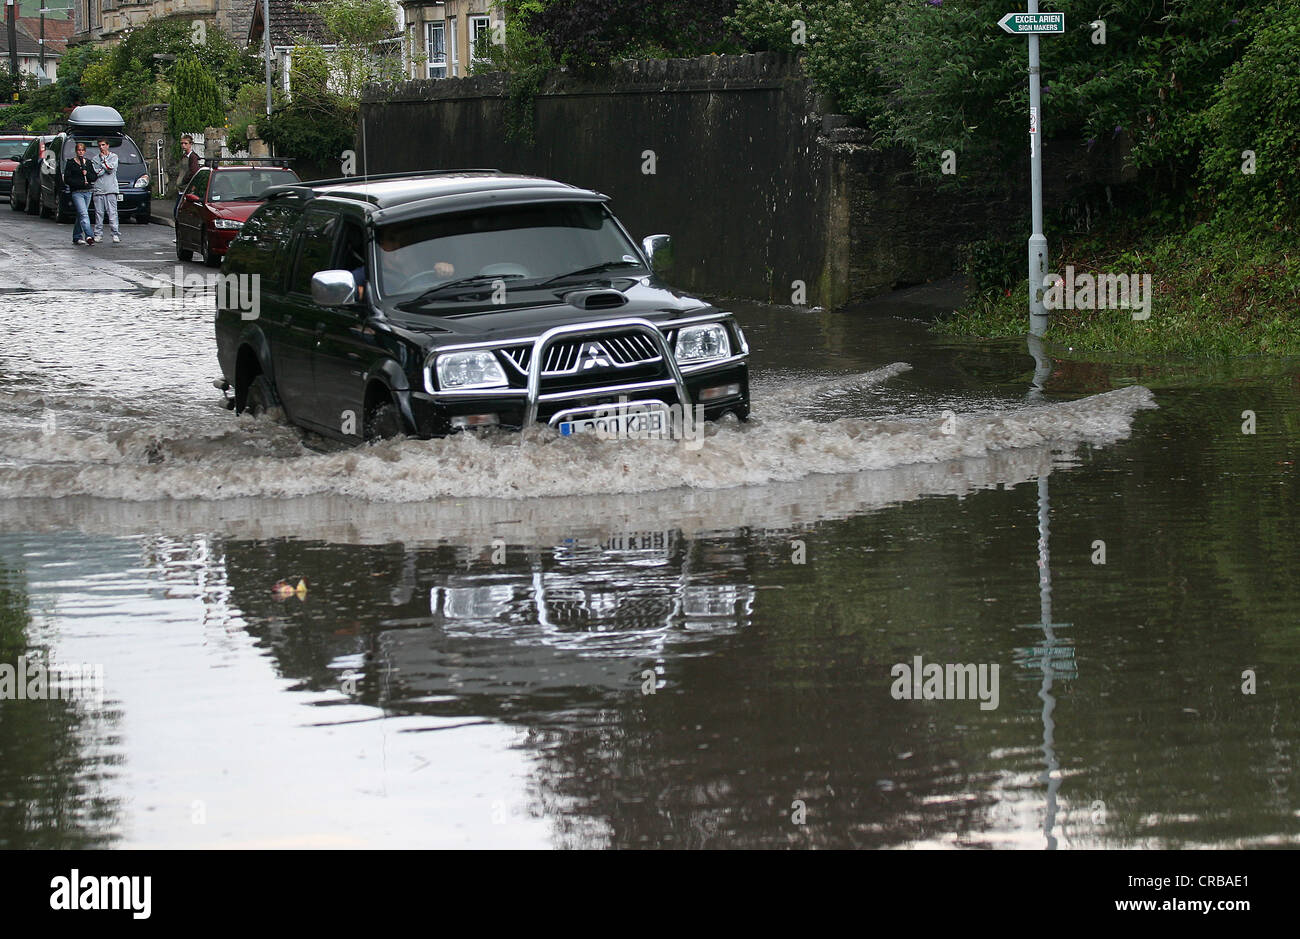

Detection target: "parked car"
[215, 170, 751, 442]
[39, 105, 151, 224]
[0, 134, 35, 201]
[176, 161, 300, 266]
[9, 135, 52, 215]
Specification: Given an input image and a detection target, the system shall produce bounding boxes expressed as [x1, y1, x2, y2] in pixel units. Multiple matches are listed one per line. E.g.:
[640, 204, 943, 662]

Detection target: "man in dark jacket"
[65, 141, 98, 245]
[174, 135, 200, 219]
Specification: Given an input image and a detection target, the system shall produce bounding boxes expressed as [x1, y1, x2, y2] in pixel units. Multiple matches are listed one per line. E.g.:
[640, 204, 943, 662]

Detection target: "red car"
[176, 161, 300, 266]
[0, 134, 36, 201]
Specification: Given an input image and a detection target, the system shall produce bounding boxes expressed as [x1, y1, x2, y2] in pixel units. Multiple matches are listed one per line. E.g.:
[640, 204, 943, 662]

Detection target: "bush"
[167, 56, 226, 155]
[260, 100, 356, 167]
[1197, 0, 1300, 232]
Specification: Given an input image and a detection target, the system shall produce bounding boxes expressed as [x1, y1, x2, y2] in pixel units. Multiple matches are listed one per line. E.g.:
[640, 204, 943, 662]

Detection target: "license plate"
[559, 409, 666, 438]
[116, 194, 123, 202]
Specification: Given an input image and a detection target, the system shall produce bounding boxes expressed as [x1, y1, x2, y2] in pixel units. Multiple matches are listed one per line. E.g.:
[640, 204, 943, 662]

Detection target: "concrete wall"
[359, 53, 1126, 308]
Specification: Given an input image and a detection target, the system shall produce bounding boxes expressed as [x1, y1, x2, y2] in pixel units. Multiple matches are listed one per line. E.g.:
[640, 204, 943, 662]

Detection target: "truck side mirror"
[311, 270, 358, 307]
[641, 234, 673, 277]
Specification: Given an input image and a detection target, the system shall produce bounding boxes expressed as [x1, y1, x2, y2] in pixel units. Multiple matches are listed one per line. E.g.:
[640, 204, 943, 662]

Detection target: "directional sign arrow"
[998, 12, 1065, 34]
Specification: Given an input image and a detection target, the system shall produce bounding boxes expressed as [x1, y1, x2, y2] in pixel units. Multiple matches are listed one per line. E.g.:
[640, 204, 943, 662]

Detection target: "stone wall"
[353, 53, 1130, 307]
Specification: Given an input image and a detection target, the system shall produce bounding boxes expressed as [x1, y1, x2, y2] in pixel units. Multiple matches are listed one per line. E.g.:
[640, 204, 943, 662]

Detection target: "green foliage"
[260, 99, 356, 166]
[473, 2, 558, 144]
[1197, 0, 1300, 232]
[79, 18, 258, 116]
[728, 1, 891, 115]
[289, 43, 335, 104]
[226, 83, 282, 153]
[532, 0, 741, 70]
[259, 0, 405, 166]
[939, 228, 1300, 358]
[0, 84, 64, 133]
[292, 0, 404, 101]
[167, 56, 226, 153]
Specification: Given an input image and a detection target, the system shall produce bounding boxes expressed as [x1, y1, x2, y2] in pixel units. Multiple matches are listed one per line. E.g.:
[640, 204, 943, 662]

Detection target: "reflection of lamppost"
[1021, 335, 1071, 846]
[1013, 468, 1077, 849]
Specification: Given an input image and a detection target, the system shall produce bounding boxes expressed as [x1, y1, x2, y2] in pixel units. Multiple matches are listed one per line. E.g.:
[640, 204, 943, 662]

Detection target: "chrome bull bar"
[523, 318, 690, 427]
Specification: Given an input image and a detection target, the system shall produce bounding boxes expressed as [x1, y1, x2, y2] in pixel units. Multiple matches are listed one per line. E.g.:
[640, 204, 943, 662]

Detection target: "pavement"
[0, 194, 204, 292]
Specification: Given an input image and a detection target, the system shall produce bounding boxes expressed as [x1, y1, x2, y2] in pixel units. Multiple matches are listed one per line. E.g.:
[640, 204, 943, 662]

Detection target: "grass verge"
[936, 226, 1300, 358]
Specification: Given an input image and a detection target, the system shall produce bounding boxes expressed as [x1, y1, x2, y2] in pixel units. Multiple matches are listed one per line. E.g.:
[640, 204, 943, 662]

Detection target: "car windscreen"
[376, 202, 643, 300]
[0, 140, 28, 160]
[208, 169, 299, 202]
[62, 136, 144, 168]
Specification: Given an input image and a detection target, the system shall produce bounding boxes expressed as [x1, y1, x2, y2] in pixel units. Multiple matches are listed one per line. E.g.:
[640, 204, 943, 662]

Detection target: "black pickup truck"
[214, 170, 750, 441]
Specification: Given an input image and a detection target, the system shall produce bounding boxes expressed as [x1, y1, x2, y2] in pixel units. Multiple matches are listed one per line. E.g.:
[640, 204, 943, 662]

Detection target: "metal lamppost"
[39, 6, 49, 78]
[6, 0, 18, 103]
[263, 0, 273, 116]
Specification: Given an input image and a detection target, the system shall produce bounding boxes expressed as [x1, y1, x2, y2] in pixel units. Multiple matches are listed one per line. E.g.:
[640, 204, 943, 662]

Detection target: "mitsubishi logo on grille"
[580, 341, 613, 370]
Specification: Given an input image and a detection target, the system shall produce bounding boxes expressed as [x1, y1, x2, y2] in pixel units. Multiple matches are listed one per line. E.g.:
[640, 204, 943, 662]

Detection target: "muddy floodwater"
[1, 272, 1297, 849]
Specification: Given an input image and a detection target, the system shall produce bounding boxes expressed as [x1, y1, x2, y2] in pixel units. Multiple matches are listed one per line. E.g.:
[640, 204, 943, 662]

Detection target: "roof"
[248, 0, 332, 47]
[17, 17, 73, 55]
[0, 26, 47, 58]
[265, 171, 609, 226]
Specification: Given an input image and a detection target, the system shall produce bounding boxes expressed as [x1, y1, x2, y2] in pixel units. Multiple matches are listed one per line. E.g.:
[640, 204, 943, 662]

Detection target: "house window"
[425, 22, 446, 79]
[470, 15, 491, 66]
[447, 16, 458, 77]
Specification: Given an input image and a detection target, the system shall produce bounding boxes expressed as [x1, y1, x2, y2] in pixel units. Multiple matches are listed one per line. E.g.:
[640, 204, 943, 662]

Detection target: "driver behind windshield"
[352, 227, 454, 300]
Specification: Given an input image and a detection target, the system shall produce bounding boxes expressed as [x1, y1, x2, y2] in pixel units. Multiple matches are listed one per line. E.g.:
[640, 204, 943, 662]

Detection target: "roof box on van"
[67, 105, 126, 134]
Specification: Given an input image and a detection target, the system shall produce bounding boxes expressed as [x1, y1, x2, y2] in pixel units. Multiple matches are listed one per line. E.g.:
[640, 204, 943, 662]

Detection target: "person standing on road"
[64, 141, 98, 246]
[90, 139, 121, 245]
[174, 135, 200, 219]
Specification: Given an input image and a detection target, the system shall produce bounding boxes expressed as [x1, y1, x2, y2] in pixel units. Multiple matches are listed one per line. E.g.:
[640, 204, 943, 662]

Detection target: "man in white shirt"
[90, 138, 121, 244]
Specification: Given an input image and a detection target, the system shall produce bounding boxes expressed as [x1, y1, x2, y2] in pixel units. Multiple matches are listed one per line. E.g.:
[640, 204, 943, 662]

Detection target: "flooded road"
[1, 213, 1296, 848]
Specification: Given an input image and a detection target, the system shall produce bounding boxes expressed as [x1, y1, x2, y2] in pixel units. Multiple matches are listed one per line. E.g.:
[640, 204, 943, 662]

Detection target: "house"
[400, 0, 500, 80]
[247, 0, 404, 95]
[71, 0, 254, 46]
[1, 2, 73, 83]
[247, 0, 333, 95]
[0, 23, 62, 84]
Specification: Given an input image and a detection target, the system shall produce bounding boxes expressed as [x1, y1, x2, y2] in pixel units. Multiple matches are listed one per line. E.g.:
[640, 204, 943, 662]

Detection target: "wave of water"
[0, 362, 1156, 505]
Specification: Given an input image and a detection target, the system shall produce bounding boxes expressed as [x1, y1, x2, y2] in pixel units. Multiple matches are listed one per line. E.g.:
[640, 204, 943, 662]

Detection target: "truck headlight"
[674, 323, 731, 363]
[134, 174, 149, 189]
[212, 219, 244, 230]
[435, 350, 508, 390]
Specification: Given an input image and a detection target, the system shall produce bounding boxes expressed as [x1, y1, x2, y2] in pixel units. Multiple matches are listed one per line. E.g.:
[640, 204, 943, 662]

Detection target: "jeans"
[92, 192, 120, 238]
[71, 190, 93, 243]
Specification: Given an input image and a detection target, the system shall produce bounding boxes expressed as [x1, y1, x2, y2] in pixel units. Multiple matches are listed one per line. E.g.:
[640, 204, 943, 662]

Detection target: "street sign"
[998, 12, 1065, 34]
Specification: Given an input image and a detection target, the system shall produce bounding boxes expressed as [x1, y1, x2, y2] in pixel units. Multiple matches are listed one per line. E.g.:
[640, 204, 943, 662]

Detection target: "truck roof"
[263, 170, 609, 224]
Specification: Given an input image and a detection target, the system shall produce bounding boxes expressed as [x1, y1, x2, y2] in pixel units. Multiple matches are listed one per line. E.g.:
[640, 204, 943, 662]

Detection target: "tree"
[167, 55, 226, 156]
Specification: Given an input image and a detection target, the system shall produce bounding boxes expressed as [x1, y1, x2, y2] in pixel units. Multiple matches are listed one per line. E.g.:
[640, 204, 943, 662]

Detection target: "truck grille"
[502, 330, 662, 376]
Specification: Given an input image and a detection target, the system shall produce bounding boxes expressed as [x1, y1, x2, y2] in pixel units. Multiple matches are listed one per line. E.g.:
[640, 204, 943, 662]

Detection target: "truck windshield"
[376, 202, 644, 301]
[0, 140, 28, 160]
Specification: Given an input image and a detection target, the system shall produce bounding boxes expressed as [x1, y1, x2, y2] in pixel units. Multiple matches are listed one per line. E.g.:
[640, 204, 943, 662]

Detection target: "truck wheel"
[364, 399, 402, 441]
[244, 374, 284, 421]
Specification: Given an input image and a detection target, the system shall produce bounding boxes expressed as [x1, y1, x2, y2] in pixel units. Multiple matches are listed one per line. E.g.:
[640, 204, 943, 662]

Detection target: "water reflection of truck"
[218, 529, 755, 717]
